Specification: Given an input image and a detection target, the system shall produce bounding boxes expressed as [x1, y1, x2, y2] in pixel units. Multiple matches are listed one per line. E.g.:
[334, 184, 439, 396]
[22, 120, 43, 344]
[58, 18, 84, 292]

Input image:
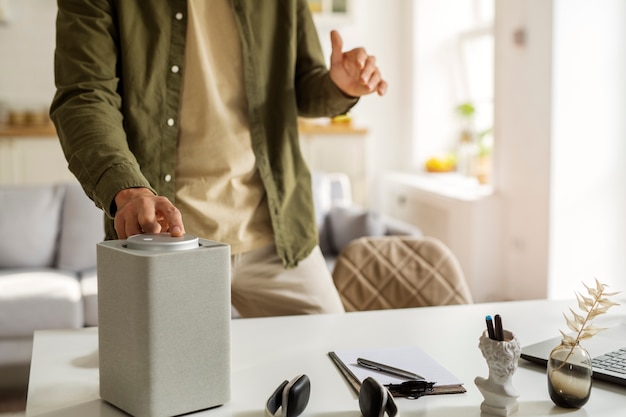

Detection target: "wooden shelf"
[0, 123, 57, 138]
[1, 121, 366, 138]
[298, 120, 368, 136]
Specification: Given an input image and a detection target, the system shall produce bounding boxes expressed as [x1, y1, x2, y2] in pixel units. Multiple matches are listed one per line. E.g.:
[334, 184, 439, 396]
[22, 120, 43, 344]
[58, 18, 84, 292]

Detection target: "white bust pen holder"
[97, 233, 231, 417]
[475, 329, 521, 417]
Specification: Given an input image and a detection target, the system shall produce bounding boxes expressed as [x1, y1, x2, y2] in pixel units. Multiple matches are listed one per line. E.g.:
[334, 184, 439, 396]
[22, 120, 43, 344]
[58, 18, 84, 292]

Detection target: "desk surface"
[26, 299, 626, 416]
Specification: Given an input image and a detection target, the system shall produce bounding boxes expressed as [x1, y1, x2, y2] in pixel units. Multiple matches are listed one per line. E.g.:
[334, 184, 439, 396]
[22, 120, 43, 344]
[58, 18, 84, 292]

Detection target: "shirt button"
[164, 174, 172, 183]
[171, 65, 180, 74]
[167, 118, 175, 127]
[175, 12, 183, 20]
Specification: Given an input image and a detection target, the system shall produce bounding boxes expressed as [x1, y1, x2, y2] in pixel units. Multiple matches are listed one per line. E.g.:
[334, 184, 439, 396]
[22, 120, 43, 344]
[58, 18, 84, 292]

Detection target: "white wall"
[0, 0, 57, 115]
[549, 0, 626, 297]
[495, 0, 626, 299]
[494, 0, 553, 299]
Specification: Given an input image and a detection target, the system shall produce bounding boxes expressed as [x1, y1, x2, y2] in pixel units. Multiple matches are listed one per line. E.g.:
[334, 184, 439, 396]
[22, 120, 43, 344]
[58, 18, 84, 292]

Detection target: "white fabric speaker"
[97, 234, 231, 417]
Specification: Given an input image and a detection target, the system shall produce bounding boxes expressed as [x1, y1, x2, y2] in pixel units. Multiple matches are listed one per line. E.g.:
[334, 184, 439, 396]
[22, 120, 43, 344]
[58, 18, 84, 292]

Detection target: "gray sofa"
[0, 182, 102, 387]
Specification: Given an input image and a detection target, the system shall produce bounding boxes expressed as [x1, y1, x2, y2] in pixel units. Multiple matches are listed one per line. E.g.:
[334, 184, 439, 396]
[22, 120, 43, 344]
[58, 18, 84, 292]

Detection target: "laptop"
[520, 323, 626, 386]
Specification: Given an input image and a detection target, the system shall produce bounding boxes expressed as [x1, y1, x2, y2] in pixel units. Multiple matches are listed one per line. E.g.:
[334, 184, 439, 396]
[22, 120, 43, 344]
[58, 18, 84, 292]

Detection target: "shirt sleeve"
[50, 0, 153, 218]
[293, 0, 359, 117]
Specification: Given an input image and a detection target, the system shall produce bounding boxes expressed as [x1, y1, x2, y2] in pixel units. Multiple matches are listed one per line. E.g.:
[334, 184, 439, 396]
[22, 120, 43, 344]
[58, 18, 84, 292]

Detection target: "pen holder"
[474, 330, 521, 417]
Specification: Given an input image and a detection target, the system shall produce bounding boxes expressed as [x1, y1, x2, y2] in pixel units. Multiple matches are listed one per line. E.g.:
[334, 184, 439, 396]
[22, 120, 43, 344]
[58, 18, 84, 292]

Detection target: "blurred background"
[1, 0, 625, 303]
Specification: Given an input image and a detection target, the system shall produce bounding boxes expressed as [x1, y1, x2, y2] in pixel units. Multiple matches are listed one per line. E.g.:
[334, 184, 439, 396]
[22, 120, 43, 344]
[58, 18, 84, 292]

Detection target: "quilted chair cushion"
[332, 236, 473, 311]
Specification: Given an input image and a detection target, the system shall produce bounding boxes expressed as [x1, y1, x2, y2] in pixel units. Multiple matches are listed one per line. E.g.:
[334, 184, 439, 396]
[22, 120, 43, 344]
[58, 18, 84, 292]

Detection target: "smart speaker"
[97, 233, 231, 417]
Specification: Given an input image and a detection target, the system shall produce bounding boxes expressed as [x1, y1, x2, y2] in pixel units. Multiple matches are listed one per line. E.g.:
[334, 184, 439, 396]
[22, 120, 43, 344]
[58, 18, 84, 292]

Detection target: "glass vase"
[547, 340, 593, 408]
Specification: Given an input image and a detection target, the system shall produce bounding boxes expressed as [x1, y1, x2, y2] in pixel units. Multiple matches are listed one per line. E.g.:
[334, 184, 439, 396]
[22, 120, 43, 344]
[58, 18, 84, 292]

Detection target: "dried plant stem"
[551, 292, 602, 373]
[550, 279, 620, 374]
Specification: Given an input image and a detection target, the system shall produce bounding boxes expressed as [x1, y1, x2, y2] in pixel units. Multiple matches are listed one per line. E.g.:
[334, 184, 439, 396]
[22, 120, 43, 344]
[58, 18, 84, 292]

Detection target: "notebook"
[520, 323, 626, 386]
[328, 346, 466, 397]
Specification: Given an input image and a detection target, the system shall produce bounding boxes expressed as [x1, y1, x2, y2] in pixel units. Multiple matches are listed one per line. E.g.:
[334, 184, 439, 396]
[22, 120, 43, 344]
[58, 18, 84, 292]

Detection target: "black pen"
[356, 358, 425, 381]
[485, 315, 496, 340]
[494, 314, 504, 341]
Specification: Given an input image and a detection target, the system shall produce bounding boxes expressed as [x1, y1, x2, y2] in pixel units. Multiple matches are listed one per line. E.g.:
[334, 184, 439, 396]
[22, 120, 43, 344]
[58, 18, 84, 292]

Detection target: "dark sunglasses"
[265, 374, 397, 417]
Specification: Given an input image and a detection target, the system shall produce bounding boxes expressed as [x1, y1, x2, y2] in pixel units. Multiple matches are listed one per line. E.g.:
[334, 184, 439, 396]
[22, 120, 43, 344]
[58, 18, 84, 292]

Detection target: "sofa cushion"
[326, 206, 386, 254]
[57, 184, 104, 272]
[0, 270, 83, 337]
[0, 185, 65, 269]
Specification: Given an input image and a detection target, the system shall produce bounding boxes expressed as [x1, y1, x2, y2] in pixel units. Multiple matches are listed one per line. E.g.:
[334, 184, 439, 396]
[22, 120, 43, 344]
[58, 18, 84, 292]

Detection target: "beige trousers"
[230, 244, 345, 317]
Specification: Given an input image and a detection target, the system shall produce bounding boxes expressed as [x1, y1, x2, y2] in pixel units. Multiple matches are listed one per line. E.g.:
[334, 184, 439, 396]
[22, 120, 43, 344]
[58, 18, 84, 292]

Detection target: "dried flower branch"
[556, 279, 620, 369]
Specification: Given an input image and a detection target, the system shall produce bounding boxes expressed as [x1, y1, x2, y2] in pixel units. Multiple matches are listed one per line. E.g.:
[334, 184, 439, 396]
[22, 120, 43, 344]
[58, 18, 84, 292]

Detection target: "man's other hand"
[329, 30, 388, 97]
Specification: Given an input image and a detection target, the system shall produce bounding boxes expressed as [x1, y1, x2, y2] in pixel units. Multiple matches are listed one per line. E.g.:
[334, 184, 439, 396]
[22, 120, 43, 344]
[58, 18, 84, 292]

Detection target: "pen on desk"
[356, 358, 425, 381]
[494, 314, 504, 341]
[485, 315, 496, 340]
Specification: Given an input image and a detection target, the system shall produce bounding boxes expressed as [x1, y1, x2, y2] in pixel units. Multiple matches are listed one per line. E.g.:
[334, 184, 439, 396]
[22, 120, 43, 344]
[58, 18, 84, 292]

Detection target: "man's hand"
[113, 188, 185, 239]
[329, 30, 388, 97]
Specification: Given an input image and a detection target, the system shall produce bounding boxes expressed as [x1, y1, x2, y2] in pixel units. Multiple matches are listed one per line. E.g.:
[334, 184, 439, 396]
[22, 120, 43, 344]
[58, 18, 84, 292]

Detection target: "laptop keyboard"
[592, 348, 626, 374]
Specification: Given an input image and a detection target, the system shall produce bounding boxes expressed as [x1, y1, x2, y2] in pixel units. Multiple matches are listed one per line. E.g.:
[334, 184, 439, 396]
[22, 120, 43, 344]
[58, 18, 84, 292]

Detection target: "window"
[413, 0, 494, 184]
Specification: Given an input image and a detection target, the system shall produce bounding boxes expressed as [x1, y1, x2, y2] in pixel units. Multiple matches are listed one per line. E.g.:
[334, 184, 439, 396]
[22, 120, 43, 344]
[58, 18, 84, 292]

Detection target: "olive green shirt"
[50, 0, 357, 267]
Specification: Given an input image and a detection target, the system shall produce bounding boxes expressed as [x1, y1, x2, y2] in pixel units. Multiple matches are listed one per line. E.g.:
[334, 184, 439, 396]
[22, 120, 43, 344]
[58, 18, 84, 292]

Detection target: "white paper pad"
[332, 346, 464, 388]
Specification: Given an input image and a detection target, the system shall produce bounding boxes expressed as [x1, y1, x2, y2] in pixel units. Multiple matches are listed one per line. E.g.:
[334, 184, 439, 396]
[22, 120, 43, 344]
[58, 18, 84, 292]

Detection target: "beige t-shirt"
[175, 0, 273, 254]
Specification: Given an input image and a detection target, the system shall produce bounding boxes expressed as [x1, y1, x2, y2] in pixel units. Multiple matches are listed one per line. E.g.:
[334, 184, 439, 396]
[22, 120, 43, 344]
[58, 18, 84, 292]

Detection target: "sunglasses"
[265, 374, 397, 417]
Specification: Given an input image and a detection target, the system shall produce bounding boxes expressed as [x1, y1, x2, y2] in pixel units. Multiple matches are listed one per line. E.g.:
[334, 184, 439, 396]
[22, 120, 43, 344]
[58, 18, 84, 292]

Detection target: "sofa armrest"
[57, 183, 104, 272]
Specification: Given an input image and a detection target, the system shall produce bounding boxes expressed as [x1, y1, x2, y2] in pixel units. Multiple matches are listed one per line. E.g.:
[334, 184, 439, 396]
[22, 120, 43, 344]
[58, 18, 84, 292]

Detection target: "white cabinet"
[383, 172, 503, 303]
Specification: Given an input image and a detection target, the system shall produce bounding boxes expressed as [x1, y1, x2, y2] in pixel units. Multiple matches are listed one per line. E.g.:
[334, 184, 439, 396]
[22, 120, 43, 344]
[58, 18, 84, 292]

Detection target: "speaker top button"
[126, 233, 199, 251]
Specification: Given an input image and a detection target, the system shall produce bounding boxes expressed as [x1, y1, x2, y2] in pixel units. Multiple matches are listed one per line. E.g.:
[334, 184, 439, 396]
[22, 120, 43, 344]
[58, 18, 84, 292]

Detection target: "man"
[51, 0, 387, 317]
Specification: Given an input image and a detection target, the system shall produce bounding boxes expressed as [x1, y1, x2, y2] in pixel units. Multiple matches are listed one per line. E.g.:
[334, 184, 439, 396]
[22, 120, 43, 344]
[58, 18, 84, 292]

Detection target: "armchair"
[311, 172, 423, 271]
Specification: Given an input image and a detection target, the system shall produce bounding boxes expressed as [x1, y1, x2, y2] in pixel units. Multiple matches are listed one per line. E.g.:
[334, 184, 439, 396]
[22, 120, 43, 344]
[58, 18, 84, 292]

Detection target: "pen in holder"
[475, 329, 521, 417]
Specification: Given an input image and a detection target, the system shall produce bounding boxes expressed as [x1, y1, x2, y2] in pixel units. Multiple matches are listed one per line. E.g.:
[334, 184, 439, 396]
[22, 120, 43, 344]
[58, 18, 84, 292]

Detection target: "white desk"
[26, 299, 626, 416]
